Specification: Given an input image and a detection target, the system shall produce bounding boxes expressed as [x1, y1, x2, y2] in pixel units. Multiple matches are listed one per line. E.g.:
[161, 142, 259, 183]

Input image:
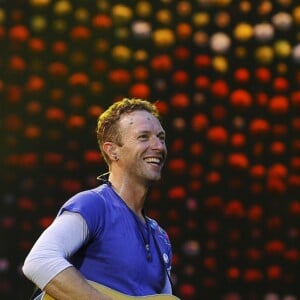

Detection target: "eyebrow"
[137, 130, 166, 136]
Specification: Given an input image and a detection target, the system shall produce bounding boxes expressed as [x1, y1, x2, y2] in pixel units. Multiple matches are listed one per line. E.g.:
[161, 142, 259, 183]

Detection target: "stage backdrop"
[1, 1, 300, 299]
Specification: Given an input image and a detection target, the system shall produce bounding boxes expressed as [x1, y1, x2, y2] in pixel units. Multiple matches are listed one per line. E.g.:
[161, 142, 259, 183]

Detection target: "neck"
[108, 175, 149, 218]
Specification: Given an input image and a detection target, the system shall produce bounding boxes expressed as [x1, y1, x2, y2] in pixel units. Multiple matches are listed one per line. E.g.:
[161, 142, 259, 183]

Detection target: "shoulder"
[148, 217, 173, 269]
[58, 184, 112, 235]
[61, 184, 110, 211]
[147, 217, 171, 247]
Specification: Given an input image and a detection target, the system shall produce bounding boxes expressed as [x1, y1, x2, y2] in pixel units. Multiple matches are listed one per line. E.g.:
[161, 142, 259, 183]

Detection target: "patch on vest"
[163, 253, 169, 264]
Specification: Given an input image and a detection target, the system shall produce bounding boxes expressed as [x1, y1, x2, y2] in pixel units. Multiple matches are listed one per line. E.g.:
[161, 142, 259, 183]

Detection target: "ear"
[103, 142, 119, 161]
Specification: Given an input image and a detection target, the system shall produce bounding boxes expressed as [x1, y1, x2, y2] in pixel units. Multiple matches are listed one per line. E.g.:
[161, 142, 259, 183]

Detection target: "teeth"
[145, 157, 160, 164]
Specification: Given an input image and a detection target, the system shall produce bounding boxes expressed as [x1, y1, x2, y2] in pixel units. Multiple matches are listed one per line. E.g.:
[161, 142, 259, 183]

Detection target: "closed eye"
[158, 134, 166, 143]
[138, 134, 149, 140]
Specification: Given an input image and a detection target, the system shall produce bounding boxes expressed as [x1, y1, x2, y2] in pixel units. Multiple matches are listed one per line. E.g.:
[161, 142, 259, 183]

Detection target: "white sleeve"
[22, 211, 89, 289]
[161, 272, 172, 294]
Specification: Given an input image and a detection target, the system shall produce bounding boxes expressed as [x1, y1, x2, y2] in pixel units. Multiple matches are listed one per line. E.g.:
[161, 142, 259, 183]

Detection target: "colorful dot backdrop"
[1, 0, 300, 299]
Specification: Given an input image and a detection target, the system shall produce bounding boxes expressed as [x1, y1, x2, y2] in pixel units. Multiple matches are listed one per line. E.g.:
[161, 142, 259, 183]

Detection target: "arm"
[23, 212, 111, 300]
[43, 266, 112, 300]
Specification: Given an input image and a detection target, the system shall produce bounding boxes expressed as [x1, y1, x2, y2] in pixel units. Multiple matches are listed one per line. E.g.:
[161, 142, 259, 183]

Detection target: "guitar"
[42, 280, 181, 300]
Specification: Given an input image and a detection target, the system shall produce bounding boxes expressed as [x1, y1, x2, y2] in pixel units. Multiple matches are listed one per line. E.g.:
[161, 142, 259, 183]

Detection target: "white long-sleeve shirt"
[22, 211, 89, 289]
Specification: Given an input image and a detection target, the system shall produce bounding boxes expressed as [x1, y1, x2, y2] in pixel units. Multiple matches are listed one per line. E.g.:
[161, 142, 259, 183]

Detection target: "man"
[23, 98, 174, 300]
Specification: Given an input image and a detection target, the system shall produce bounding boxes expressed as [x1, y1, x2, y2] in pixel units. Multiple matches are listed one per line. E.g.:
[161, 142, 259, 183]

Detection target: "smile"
[144, 157, 162, 165]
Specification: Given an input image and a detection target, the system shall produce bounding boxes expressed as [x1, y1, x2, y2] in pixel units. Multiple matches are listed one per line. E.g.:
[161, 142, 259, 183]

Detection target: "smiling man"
[22, 98, 175, 300]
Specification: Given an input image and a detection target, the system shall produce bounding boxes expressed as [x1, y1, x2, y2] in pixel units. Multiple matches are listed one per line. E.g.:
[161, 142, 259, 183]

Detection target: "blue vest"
[58, 184, 172, 296]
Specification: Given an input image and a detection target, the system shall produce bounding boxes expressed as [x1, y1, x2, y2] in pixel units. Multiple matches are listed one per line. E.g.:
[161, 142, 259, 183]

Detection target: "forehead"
[119, 110, 163, 133]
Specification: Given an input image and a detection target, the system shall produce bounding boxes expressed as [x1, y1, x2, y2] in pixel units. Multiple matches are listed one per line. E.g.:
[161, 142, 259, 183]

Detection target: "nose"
[151, 136, 166, 152]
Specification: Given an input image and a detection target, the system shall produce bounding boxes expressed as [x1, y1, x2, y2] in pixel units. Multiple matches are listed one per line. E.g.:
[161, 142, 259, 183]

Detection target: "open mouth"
[144, 157, 162, 165]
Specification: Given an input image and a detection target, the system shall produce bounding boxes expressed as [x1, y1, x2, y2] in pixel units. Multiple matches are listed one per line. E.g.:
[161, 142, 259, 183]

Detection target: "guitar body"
[42, 280, 180, 300]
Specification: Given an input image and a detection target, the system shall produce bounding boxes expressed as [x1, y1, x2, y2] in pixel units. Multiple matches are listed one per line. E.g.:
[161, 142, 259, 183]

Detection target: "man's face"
[117, 110, 167, 184]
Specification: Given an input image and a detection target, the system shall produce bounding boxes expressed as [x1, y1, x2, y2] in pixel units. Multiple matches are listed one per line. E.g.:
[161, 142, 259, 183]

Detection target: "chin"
[144, 174, 161, 185]
[150, 174, 162, 182]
